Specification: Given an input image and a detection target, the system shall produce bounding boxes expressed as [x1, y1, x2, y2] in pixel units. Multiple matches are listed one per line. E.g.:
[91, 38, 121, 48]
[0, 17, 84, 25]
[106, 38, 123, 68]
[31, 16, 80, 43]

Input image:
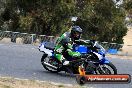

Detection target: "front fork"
[96, 58, 110, 74]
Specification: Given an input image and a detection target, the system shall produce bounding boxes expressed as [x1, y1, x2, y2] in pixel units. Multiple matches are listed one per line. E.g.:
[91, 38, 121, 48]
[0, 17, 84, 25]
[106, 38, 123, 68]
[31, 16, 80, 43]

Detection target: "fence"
[0, 30, 123, 54]
[0, 30, 56, 43]
[99, 42, 123, 54]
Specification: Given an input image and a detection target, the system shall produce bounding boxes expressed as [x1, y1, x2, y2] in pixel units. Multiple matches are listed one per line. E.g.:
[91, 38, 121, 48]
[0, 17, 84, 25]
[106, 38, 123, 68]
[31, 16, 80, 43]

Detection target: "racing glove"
[67, 49, 81, 57]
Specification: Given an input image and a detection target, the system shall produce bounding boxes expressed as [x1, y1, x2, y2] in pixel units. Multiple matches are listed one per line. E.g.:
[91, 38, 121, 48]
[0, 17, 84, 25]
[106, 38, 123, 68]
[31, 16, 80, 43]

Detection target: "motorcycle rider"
[54, 26, 87, 65]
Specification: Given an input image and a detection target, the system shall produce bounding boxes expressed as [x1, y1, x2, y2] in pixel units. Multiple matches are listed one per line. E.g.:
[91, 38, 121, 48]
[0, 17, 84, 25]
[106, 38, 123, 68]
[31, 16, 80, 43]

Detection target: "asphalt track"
[0, 43, 131, 88]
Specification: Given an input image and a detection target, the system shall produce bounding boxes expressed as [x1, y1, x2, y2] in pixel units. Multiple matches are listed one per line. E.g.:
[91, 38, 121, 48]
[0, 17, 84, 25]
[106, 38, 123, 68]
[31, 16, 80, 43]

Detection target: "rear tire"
[41, 54, 59, 73]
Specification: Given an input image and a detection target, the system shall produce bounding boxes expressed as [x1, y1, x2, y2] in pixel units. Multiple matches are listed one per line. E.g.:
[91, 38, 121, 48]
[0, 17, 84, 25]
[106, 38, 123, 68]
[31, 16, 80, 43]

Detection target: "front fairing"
[99, 57, 110, 64]
[93, 42, 106, 55]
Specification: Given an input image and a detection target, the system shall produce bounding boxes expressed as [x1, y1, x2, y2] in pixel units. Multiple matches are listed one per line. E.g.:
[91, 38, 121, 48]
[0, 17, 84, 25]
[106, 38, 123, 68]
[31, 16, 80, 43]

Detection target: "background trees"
[0, 0, 131, 43]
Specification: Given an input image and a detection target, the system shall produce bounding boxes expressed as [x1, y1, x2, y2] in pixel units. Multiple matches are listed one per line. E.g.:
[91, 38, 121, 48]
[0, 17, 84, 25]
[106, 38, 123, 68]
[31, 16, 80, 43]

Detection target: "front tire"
[96, 62, 117, 74]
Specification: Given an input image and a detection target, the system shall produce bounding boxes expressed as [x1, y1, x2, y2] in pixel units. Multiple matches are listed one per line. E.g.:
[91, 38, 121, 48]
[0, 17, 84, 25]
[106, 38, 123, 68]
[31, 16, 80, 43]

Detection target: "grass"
[0, 76, 82, 88]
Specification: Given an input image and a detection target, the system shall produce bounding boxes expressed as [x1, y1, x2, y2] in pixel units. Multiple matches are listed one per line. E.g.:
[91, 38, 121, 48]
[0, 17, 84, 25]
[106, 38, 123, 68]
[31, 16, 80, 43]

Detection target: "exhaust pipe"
[42, 62, 57, 70]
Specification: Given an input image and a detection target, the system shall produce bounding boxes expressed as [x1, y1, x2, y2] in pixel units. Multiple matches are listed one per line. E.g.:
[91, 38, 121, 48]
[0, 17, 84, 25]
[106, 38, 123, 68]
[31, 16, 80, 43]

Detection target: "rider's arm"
[56, 32, 81, 57]
[61, 38, 81, 57]
[67, 48, 81, 57]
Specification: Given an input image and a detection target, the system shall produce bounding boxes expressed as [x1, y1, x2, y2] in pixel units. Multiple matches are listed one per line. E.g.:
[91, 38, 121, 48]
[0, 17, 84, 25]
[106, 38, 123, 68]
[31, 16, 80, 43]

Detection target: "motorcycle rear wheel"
[41, 54, 60, 73]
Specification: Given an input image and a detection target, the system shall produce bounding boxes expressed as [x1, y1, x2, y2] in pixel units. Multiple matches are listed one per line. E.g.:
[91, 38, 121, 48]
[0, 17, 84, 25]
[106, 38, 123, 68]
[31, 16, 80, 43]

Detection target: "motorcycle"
[38, 40, 117, 75]
[73, 40, 117, 74]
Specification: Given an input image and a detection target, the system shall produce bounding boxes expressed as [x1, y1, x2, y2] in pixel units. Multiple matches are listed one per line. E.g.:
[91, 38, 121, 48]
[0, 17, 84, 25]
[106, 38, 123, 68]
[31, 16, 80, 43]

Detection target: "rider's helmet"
[71, 26, 82, 40]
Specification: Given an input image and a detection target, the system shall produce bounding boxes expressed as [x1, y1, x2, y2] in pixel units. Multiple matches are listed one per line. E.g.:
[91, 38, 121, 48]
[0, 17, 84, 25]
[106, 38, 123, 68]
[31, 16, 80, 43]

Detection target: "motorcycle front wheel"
[95, 62, 117, 74]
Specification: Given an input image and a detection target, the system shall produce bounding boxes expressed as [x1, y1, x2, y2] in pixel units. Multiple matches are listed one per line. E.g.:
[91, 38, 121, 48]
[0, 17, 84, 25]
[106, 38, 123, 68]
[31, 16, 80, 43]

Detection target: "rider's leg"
[55, 54, 64, 62]
[54, 54, 69, 65]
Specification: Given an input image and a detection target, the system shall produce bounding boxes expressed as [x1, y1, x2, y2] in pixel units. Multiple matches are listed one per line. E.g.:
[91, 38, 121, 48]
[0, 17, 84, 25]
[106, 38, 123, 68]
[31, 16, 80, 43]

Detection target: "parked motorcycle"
[38, 40, 117, 75]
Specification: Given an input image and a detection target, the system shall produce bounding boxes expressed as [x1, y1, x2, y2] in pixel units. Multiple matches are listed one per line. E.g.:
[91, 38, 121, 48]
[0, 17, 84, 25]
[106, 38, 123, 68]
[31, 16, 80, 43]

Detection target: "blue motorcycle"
[73, 40, 117, 74]
[39, 40, 117, 74]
